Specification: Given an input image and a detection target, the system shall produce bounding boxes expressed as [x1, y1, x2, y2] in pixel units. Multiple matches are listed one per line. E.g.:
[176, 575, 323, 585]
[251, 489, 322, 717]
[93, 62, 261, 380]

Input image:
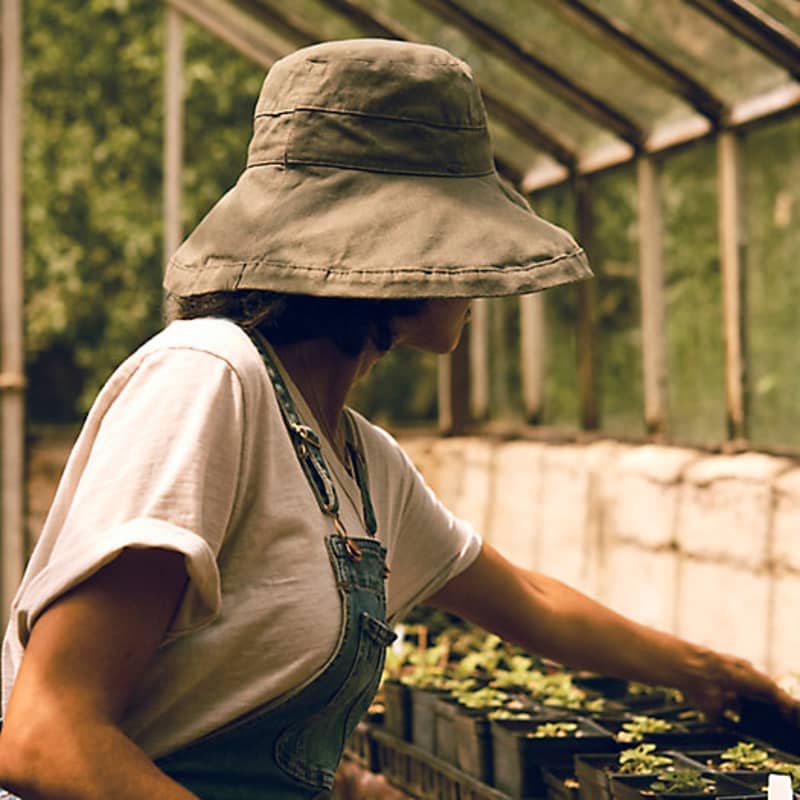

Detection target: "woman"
[0, 38, 795, 799]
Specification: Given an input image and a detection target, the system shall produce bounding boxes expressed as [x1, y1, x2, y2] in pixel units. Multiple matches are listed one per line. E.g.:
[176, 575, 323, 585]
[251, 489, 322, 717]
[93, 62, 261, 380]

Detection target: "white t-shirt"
[1, 318, 481, 758]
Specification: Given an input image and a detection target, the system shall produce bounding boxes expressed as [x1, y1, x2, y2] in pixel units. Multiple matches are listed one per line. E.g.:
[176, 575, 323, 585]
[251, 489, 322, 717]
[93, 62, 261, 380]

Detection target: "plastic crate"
[372, 726, 513, 800]
[343, 721, 380, 772]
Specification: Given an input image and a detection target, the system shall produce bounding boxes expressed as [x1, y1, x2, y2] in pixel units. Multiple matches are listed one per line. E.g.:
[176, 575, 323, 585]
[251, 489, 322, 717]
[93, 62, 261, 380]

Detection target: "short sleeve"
[358, 422, 482, 622]
[14, 346, 247, 645]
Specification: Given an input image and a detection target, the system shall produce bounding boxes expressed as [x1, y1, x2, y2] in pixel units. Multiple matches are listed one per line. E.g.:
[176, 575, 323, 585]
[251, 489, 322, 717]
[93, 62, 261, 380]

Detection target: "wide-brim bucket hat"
[165, 38, 592, 299]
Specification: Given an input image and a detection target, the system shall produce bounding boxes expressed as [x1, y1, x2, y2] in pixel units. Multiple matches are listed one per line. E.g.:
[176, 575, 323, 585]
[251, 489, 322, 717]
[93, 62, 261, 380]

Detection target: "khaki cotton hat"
[164, 39, 592, 299]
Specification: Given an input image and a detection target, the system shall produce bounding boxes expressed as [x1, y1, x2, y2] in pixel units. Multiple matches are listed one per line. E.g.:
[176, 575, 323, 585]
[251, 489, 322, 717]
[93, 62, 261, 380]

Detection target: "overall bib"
[156, 327, 395, 799]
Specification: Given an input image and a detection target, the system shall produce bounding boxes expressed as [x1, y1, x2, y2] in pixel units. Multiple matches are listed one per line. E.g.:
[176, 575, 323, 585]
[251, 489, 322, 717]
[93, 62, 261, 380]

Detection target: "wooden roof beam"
[684, 0, 800, 80]
[419, 0, 644, 146]
[538, 0, 727, 123]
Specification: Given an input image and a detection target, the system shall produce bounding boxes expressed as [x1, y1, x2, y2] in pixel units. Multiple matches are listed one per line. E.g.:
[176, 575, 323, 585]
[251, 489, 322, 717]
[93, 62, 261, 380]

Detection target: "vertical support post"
[520, 292, 545, 423]
[1, 0, 26, 620]
[469, 298, 489, 422]
[636, 155, 668, 436]
[574, 175, 599, 430]
[718, 130, 747, 442]
[490, 298, 511, 419]
[437, 334, 471, 435]
[164, 5, 184, 263]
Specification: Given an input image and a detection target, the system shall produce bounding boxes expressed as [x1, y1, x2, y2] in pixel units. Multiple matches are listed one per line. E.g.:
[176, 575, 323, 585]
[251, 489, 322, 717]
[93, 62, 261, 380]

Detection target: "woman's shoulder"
[131, 318, 265, 386]
[88, 318, 269, 418]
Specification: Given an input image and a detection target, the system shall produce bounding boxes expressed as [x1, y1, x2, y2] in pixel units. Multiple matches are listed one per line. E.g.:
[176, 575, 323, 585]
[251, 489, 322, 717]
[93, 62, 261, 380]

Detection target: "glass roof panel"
[457, 0, 699, 131]
[283, 0, 365, 40]
[752, 0, 800, 36]
[489, 119, 563, 177]
[593, 0, 793, 103]
[236, 0, 798, 171]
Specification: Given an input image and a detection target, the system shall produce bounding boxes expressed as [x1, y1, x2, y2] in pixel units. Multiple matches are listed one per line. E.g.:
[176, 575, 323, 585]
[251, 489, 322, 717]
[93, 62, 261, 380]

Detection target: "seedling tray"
[604, 712, 739, 750]
[544, 765, 581, 800]
[491, 717, 615, 799]
[383, 679, 412, 741]
[723, 698, 800, 757]
[575, 751, 710, 800]
[434, 695, 461, 765]
[705, 770, 800, 799]
[454, 707, 494, 785]
[610, 771, 757, 800]
[411, 686, 451, 754]
[676, 745, 800, 775]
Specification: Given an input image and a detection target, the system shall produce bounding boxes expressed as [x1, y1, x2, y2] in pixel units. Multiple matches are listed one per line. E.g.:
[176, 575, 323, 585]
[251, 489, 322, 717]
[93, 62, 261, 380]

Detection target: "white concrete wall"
[399, 435, 800, 681]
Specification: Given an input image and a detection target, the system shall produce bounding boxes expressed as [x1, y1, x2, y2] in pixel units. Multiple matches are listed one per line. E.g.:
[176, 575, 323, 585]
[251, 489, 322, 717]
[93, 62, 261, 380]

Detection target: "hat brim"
[165, 164, 592, 299]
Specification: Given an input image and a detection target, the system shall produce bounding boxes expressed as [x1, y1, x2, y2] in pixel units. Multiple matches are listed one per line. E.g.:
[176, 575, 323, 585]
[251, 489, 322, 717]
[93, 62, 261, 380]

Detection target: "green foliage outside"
[24, 0, 262, 420]
[25, 0, 164, 419]
[530, 186, 580, 430]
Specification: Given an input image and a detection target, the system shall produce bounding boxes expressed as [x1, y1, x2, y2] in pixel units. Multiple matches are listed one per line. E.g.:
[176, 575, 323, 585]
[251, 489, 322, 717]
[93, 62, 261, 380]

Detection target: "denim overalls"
[155, 327, 395, 798]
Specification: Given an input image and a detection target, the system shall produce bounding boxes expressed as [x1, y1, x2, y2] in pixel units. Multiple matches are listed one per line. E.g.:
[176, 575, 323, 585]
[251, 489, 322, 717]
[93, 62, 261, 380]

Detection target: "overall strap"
[240, 326, 378, 549]
[342, 411, 377, 537]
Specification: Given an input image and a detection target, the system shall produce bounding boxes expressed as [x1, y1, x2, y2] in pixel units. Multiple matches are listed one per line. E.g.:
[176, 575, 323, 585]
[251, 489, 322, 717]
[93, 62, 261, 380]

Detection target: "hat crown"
[254, 39, 486, 128]
[246, 39, 494, 177]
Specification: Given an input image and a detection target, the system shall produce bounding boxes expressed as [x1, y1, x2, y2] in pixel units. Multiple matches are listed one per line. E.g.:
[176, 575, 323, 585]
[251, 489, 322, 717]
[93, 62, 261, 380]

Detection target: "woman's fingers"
[685, 651, 800, 725]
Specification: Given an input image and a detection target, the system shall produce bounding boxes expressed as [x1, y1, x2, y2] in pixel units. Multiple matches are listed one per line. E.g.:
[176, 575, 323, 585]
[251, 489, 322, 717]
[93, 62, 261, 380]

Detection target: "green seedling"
[618, 744, 675, 775]
[617, 715, 674, 743]
[530, 721, 579, 738]
[452, 685, 509, 710]
[649, 769, 716, 795]
[488, 708, 535, 721]
[718, 742, 771, 772]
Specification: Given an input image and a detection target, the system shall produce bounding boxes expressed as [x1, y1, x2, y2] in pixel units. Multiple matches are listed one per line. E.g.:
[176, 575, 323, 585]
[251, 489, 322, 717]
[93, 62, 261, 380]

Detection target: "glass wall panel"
[486, 296, 524, 422]
[660, 140, 726, 444]
[591, 167, 645, 437]
[350, 347, 439, 425]
[529, 187, 580, 429]
[744, 115, 800, 449]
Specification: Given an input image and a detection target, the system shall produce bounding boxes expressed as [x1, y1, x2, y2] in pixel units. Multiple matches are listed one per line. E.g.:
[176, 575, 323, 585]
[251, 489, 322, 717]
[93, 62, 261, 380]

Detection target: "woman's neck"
[271, 337, 380, 451]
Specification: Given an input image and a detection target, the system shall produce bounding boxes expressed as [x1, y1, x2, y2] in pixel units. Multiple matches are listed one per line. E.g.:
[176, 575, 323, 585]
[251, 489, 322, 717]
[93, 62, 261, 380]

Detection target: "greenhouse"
[1, 1, 799, 797]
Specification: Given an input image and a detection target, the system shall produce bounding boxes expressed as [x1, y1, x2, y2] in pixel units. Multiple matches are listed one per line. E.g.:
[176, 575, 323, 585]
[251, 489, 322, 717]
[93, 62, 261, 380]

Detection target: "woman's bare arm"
[427, 542, 799, 722]
[0, 547, 199, 799]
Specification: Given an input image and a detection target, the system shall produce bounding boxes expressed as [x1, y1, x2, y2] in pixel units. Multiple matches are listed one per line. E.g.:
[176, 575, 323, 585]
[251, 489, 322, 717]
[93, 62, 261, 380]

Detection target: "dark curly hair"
[164, 290, 426, 358]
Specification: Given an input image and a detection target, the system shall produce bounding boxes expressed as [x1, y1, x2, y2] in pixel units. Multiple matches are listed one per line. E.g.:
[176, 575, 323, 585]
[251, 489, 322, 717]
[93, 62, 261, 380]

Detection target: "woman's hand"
[678, 646, 800, 724]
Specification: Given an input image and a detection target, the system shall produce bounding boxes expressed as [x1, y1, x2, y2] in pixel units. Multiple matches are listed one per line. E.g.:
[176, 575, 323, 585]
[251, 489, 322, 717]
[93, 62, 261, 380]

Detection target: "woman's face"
[393, 298, 472, 354]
